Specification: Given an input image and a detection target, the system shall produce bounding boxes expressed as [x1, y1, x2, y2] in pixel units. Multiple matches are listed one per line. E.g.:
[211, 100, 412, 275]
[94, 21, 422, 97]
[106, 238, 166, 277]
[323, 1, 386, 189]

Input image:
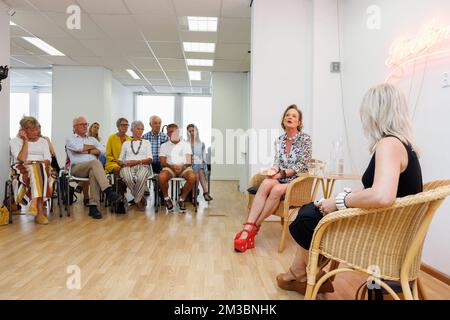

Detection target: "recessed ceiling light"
[183, 42, 215, 53]
[187, 16, 218, 32]
[189, 71, 201, 81]
[22, 37, 65, 56]
[186, 59, 214, 67]
[126, 69, 141, 80]
[10, 21, 16, 26]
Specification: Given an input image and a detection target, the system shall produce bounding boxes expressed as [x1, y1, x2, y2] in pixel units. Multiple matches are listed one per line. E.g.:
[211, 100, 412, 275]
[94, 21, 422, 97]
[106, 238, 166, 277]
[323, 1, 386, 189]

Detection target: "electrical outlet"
[330, 62, 341, 73]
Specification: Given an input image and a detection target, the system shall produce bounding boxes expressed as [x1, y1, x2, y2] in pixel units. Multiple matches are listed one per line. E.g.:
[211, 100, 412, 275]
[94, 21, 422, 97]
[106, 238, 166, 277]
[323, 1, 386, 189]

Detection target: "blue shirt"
[142, 131, 168, 164]
[65, 134, 106, 165]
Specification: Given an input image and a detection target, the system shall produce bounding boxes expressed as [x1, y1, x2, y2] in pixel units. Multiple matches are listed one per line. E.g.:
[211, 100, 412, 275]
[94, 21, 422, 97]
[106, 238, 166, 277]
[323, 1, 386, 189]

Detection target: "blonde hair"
[20, 116, 39, 129]
[360, 83, 418, 154]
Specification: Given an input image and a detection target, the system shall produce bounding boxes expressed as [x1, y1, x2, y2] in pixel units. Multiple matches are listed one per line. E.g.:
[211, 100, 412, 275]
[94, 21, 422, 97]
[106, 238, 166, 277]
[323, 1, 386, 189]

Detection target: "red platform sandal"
[234, 222, 260, 253]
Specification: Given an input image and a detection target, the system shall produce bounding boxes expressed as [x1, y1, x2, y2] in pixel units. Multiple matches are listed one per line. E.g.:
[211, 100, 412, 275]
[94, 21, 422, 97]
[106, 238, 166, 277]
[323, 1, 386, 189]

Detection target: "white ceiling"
[5, 0, 251, 93]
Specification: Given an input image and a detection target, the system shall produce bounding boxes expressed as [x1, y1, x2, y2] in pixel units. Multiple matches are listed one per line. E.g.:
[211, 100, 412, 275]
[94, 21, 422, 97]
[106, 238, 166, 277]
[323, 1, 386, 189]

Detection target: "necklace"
[131, 140, 143, 155]
[286, 133, 297, 141]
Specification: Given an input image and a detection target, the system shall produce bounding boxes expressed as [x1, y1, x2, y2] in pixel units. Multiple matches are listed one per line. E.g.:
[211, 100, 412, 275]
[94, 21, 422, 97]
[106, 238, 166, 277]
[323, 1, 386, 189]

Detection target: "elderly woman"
[187, 124, 213, 202]
[234, 105, 312, 252]
[277, 83, 423, 295]
[118, 121, 153, 210]
[9, 116, 53, 225]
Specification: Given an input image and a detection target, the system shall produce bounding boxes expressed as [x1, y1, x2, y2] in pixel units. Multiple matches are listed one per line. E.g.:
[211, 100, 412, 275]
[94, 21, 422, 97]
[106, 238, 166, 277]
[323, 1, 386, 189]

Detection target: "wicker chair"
[303, 179, 450, 300]
[247, 160, 322, 252]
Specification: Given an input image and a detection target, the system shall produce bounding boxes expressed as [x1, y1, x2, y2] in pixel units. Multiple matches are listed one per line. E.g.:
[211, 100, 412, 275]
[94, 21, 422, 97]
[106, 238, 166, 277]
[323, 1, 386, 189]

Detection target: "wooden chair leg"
[416, 277, 427, 300]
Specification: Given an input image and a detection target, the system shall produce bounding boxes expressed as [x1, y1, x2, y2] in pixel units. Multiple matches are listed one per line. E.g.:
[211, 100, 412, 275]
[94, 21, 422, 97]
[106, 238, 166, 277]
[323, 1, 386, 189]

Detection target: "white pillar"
[250, 0, 314, 175]
[52, 66, 113, 163]
[0, 3, 11, 201]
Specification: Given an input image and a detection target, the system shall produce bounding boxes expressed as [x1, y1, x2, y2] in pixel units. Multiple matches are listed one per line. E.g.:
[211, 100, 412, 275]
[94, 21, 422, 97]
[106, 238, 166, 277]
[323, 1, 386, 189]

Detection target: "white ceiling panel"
[172, 0, 221, 17]
[77, 0, 130, 14]
[134, 14, 179, 42]
[184, 52, 215, 60]
[11, 11, 69, 37]
[10, 25, 31, 37]
[213, 59, 245, 71]
[11, 36, 53, 55]
[171, 80, 190, 86]
[10, 41, 34, 55]
[158, 58, 186, 70]
[149, 42, 184, 59]
[90, 14, 143, 40]
[190, 80, 210, 87]
[27, 0, 77, 13]
[215, 43, 250, 60]
[10, 56, 33, 67]
[41, 37, 96, 57]
[102, 57, 135, 69]
[142, 70, 166, 80]
[74, 56, 107, 66]
[120, 78, 148, 85]
[124, 0, 174, 15]
[40, 55, 78, 65]
[221, 0, 251, 18]
[179, 30, 218, 43]
[165, 70, 189, 80]
[4, 0, 35, 11]
[131, 57, 160, 70]
[11, 55, 51, 67]
[45, 13, 108, 39]
[219, 18, 251, 43]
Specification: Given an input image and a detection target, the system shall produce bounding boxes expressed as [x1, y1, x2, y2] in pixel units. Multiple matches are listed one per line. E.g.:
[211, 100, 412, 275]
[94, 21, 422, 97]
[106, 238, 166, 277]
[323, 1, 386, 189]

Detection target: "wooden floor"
[0, 181, 448, 300]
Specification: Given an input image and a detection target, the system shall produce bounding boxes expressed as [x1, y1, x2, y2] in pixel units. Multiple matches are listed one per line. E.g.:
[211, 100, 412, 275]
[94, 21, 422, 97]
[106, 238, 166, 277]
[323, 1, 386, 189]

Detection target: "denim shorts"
[192, 164, 205, 172]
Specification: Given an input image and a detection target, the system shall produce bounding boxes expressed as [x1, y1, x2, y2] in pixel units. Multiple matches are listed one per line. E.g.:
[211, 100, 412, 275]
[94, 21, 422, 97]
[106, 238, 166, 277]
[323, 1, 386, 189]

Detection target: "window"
[136, 95, 175, 133]
[10, 93, 30, 138]
[38, 93, 52, 138]
[182, 96, 212, 148]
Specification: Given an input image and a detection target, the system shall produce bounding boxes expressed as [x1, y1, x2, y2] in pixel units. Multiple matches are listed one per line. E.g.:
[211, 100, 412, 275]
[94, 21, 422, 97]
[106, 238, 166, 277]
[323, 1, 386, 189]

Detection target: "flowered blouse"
[274, 131, 312, 183]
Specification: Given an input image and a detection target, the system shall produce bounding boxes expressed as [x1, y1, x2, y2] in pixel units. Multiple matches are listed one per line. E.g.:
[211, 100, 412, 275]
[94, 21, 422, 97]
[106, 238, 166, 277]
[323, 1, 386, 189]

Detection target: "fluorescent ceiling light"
[22, 37, 65, 56]
[10, 21, 16, 26]
[186, 59, 214, 67]
[187, 16, 218, 32]
[183, 42, 215, 53]
[126, 69, 141, 80]
[189, 71, 201, 81]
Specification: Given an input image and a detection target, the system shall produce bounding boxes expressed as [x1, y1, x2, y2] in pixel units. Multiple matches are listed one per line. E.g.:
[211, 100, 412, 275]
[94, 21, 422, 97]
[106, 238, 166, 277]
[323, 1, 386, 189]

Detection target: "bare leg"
[255, 183, 288, 226]
[198, 169, 209, 193]
[158, 171, 171, 198]
[280, 244, 309, 282]
[180, 171, 196, 201]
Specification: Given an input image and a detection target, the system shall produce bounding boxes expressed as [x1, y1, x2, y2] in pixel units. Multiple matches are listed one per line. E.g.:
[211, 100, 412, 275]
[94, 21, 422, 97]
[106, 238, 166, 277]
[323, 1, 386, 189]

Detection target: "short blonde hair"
[360, 83, 418, 153]
[20, 116, 39, 129]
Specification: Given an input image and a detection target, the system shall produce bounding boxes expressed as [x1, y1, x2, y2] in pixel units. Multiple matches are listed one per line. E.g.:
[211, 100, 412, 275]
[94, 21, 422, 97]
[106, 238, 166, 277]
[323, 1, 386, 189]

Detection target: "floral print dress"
[273, 131, 312, 183]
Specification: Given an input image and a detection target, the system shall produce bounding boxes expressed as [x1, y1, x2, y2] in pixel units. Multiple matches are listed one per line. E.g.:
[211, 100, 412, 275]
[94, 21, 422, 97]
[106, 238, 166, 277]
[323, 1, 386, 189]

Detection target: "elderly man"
[66, 116, 120, 219]
[142, 115, 168, 174]
[159, 123, 195, 212]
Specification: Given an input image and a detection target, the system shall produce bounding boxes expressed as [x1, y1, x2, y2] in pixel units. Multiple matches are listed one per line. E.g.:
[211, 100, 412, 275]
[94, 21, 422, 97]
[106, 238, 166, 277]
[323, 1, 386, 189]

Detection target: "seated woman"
[88, 122, 106, 166]
[9, 116, 53, 225]
[118, 121, 152, 211]
[234, 105, 312, 253]
[277, 83, 423, 295]
[103, 118, 131, 208]
[187, 124, 213, 202]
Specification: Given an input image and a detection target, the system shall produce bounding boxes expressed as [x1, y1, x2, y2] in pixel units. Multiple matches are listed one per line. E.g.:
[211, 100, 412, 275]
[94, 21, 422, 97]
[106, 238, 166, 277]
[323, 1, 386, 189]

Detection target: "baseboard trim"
[421, 263, 450, 286]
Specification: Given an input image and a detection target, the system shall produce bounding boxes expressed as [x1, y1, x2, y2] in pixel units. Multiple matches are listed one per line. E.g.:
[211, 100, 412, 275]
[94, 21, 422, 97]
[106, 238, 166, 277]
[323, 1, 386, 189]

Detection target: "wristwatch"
[335, 187, 352, 210]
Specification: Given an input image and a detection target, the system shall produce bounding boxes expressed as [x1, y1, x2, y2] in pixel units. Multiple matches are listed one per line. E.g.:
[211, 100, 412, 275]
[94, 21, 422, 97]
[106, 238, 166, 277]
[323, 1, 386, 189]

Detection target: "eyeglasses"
[119, 123, 129, 127]
[76, 123, 89, 127]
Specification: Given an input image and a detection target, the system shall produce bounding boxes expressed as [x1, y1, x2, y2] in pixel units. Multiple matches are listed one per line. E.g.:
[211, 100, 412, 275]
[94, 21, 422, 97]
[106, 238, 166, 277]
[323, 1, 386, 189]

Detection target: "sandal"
[276, 269, 334, 295]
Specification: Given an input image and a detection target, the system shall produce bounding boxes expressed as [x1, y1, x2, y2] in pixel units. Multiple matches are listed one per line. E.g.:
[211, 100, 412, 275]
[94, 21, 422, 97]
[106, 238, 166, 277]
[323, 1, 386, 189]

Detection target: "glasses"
[76, 123, 89, 127]
[119, 123, 129, 127]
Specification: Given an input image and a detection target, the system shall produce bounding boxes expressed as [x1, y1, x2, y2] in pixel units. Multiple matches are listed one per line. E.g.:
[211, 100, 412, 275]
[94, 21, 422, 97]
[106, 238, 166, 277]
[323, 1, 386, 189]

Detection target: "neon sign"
[385, 19, 450, 82]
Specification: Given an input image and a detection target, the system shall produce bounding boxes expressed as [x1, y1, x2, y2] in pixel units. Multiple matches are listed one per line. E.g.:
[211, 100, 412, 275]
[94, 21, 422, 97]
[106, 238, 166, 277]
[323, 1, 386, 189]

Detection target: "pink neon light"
[386, 19, 450, 68]
[385, 49, 450, 83]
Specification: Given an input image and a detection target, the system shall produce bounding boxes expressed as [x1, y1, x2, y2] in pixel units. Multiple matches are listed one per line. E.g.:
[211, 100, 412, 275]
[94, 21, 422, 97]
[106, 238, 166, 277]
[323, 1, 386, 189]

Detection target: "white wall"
[211, 72, 249, 182]
[111, 78, 133, 132]
[250, 0, 313, 176]
[339, 0, 450, 274]
[0, 3, 10, 201]
[52, 66, 113, 162]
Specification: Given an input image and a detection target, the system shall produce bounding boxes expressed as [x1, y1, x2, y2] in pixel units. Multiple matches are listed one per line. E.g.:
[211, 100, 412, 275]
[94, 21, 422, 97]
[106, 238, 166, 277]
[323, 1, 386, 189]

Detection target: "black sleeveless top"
[361, 136, 423, 197]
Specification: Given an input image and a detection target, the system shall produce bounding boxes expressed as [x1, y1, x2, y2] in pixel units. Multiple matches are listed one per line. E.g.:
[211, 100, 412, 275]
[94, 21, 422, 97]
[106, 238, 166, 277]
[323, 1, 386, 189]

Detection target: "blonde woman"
[277, 83, 423, 295]
[9, 117, 53, 225]
[88, 122, 101, 142]
[234, 105, 312, 253]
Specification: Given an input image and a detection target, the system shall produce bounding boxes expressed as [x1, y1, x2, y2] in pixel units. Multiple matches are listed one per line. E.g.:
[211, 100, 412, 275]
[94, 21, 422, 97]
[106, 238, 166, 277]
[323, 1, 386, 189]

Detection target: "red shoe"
[234, 222, 260, 252]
